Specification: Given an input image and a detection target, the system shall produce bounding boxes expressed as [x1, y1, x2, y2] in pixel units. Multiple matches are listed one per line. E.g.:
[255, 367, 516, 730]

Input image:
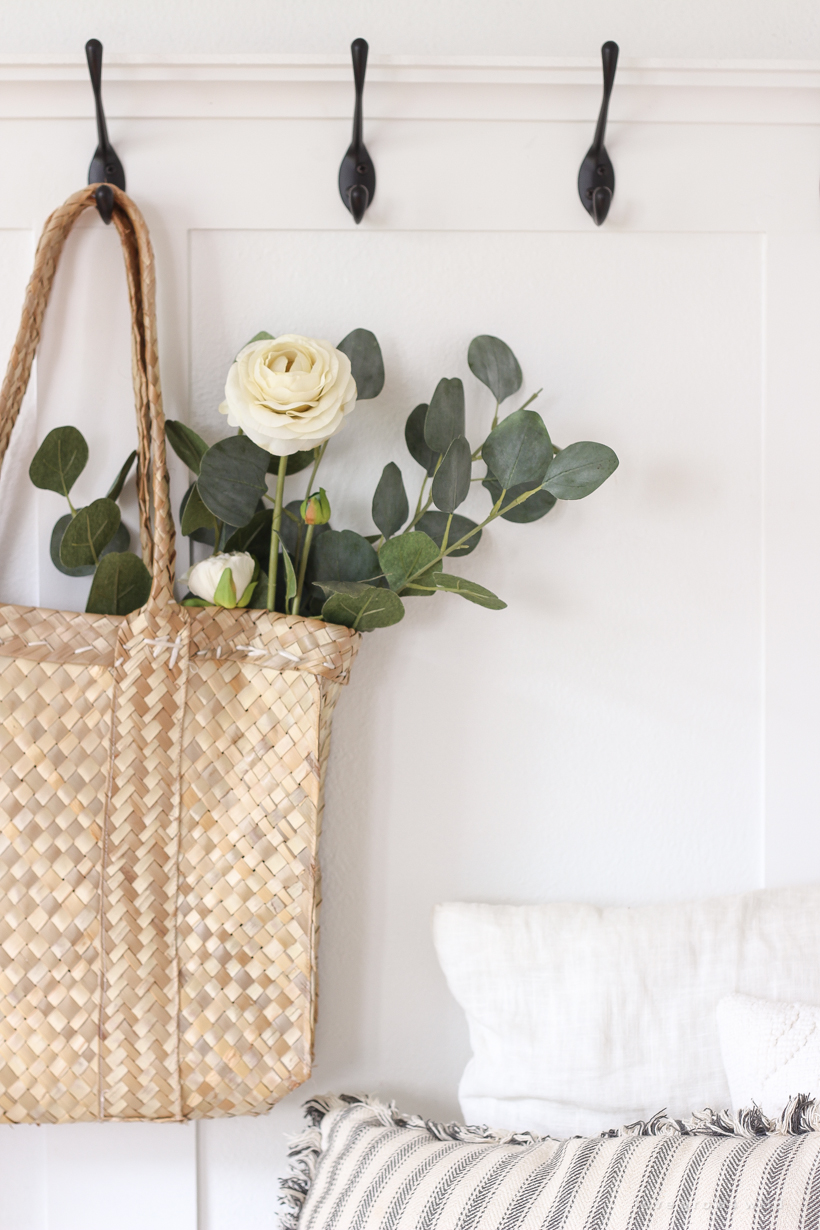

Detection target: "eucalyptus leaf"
[180, 482, 219, 538]
[542, 441, 620, 500]
[86, 551, 152, 616]
[432, 572, 507, 610]
[29, 426, 88, 497]
[224, 507, 272, 560]
[106, 450, 137, 501]
[50, 515, 130, 577]
[378, 530, 439, 592]
[467, 335, 523, 404]
[482, 408, 552, 489]
[60, 499, 121, 569]
[405, 404, 437, 476]
[424, 378, 465, 454]
[267, 449, 315, 476]
[431, 435, 471, 514]
[198, 435, 269, 527]
[165, 421, 208, 474]
[337, 328, 385, 400]
[282, 547, 297, 605]
[312, 529, 380, 585]
[240, 330, 274, 353]
[319, 582, 405, 631]
[416, 511, 482, 556]
[483, 475, 557, 523]
[246, 569, 270, 609]
[372, 462, 409, 538]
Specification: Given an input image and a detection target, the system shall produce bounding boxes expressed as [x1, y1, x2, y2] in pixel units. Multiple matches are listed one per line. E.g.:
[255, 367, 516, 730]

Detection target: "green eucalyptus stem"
[440, 512, 454, 554]
[490, 399, 500, 431]
[292, 523, 314, 617]
[516, 388, 542, 413]
[412, 472, 429, 521]
[403, 481, 544, 588]
[403, 490, 435, 534]
[267, 454, 289, 610]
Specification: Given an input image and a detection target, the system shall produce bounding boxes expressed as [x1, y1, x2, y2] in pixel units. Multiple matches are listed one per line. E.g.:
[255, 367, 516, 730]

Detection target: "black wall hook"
[578, 41, 619, 226]
[85, 39, 125, 225]
[338, 38, 375, 224]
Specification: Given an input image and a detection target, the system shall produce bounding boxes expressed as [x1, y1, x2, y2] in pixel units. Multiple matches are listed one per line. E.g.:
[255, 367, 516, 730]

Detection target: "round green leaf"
[320, 582, 405, 631]
[482, 408, 552, 489]
[424, 378, 465, 454]
[416, 511, 482, 556]
[198, 435, 269, 527]
[29, 426, 88, 497]
[542, 441, 620, 500]
[180, 482, 219, 540]
[337, 329, 385, 400]
[312, 529, 380, 585]
[378, 530, 439, 592]
[165, 421, 208, 475]
[405, 404, 437, 476]
[483, 475, 557, 523]
[86, 551, 152, 616]
[106, 450, 137, 501]
[467, 335, 523, 404]
[267, 449, 315, 476]
[60, 499, 121, 569]
[431, 436, 471, 514]
[242, 331, 274, 349]
[372, 462, 409, 538]
[50, 515, 130, 577]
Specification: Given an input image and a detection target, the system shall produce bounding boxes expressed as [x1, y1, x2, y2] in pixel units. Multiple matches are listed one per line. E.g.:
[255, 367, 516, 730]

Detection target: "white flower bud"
[186, 552, 256, 606]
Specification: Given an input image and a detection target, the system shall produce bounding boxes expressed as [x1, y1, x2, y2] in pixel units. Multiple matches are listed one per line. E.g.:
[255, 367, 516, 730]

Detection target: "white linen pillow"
[433, 887, 820, 1137]
[718, 993, 820, 1116]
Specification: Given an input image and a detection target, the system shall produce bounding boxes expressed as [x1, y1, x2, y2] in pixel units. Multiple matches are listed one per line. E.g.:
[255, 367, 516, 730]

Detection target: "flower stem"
[267, 454, 289, 611]
[293, 523, 314, 617]
[294, 442, 329, 578]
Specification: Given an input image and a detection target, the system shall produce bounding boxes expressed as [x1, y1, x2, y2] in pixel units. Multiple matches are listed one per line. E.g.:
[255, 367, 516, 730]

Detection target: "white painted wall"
[0, 13, 819, 1230]
[0, 0, 819, 60]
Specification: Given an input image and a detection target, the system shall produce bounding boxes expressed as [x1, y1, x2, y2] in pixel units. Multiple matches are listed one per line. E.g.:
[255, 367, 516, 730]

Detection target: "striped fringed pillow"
[280, 1094, 820, 1230]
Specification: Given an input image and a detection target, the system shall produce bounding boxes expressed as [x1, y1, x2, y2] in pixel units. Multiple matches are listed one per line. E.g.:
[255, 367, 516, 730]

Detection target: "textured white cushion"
[718, 993, 820, 1116]
[433, 887, 820, 1137]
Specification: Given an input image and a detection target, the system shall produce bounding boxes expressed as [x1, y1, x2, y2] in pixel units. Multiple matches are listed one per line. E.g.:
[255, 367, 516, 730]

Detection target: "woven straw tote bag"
[0, 186, 359, 1123]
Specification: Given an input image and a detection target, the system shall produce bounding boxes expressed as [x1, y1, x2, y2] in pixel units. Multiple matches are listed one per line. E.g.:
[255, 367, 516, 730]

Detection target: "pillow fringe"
[278, 1092, 820, 1227]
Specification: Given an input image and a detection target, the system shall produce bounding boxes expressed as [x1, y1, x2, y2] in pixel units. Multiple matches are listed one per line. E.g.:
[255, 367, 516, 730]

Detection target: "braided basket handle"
[0, 186, 176, 603]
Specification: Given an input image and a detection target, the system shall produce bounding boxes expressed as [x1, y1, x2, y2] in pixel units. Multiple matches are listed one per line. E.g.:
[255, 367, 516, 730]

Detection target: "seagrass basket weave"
[0, 186, 359, 1123]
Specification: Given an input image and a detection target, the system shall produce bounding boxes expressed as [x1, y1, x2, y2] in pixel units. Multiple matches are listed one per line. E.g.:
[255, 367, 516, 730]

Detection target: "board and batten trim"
[1, 56, 820, 123]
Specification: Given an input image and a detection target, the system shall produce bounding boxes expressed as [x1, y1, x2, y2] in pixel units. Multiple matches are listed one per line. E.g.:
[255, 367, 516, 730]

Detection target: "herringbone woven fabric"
[0, 187, 359, 1123]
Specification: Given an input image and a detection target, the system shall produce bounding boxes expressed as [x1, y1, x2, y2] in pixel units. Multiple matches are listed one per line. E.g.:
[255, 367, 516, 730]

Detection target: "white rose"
[219, 334, 357, 456]
[186, 552, 256, 607]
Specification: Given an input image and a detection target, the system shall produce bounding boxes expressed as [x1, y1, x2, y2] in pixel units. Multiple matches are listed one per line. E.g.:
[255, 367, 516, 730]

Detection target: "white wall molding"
[2, 56, 820, 123]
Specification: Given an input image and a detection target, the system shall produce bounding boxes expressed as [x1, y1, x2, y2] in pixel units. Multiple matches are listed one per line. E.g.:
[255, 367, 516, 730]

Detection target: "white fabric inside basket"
[433, 887, 820, 1137]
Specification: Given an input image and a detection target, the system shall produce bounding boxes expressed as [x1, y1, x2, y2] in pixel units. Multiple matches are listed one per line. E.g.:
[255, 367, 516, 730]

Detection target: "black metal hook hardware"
[578, 41, 619, 226]
[85, 39, 125, 225]
[338, 38, 376, 224]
